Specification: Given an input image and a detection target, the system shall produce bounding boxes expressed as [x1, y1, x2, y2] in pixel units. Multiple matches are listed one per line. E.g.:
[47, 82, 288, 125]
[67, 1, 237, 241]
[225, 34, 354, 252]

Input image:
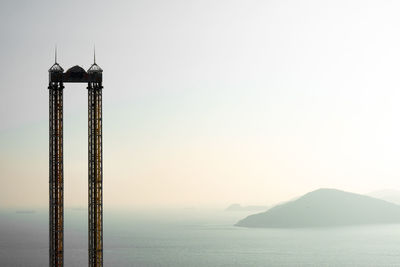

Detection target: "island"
[367, 189, 400, 205]
[236, 188, 400, 228]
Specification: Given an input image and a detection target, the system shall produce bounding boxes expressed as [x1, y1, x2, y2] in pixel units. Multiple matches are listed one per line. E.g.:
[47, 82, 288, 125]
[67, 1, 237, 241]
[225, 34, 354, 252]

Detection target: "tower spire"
[88, 45, 102, 73]
[49, 45, 63, 73]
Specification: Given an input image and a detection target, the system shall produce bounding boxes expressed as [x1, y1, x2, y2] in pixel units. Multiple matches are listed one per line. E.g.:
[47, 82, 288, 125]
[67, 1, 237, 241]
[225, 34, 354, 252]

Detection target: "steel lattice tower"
[48, 64, 64, 266]
[88, 62, 103, 266]
[48, 51, 103, 267]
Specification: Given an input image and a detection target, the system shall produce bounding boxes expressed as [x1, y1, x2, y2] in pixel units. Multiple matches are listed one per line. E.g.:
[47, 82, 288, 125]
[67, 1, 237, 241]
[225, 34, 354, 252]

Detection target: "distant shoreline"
[15, 210, 36, 214]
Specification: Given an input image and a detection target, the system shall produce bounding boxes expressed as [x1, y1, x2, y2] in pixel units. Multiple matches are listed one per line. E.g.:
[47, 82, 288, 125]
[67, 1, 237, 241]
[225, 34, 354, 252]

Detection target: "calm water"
[1, 209, 400, 266]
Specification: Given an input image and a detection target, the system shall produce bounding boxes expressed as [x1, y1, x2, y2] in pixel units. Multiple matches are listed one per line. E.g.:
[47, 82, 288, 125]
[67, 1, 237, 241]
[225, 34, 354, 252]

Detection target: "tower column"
[49, 81, 64, 267]
[88, 82, 103, 267]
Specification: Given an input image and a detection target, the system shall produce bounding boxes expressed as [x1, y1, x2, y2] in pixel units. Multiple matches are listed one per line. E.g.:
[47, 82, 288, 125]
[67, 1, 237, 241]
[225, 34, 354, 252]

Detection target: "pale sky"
[1, 0, 400, 209]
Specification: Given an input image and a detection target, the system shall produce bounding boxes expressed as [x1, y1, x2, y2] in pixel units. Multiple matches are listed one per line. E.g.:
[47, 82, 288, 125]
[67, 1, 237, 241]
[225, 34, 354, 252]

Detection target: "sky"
[2, 0, 400, 209]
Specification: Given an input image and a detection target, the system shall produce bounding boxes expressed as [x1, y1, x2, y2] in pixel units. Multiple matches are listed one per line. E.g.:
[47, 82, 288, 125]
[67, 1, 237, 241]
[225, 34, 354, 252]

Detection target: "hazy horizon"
[3, 0, 400, 210]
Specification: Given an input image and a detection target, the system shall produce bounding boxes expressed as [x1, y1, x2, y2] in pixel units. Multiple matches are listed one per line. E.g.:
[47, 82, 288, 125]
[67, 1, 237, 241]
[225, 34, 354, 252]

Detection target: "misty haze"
[3, 0, 400, 266]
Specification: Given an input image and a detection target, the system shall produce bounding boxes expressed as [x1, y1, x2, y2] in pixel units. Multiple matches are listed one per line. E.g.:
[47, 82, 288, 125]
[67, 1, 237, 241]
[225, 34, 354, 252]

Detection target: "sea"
[1, 209, 400, 267]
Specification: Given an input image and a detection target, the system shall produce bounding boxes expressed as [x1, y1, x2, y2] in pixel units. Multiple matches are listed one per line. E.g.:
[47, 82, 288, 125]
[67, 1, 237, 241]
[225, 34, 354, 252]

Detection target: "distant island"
[225, 203, 268, 212]
[15, 210, 36, 214]
[367, 189, 400, 205]
[236, 188, 400, 228]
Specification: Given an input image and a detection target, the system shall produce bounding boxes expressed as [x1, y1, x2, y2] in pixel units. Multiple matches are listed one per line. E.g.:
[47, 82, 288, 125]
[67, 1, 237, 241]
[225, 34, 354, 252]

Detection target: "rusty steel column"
[49, 81, 64, 267]
[88, 81, 103, 267]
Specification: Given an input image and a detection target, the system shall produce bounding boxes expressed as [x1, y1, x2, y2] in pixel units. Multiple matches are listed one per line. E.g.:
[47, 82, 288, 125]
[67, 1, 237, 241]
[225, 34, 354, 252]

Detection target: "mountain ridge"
[236, 188, 400, 228]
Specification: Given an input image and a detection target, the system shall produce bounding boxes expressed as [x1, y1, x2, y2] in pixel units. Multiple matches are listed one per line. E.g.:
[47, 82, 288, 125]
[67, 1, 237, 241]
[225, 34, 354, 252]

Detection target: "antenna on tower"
[55, 44, 58, 63]
[93, 45, 96, 64]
